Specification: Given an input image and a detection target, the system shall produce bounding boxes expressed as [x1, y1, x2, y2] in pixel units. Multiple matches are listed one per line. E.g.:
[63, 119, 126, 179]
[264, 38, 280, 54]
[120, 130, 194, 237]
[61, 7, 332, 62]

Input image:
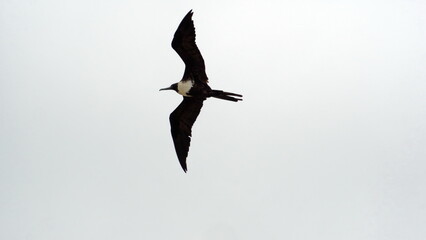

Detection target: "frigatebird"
[160, 10, 242, 172]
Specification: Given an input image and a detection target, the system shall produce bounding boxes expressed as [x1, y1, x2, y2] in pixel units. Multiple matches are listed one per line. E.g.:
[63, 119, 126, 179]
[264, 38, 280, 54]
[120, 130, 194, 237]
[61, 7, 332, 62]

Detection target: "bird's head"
[159, 83, 178, 92]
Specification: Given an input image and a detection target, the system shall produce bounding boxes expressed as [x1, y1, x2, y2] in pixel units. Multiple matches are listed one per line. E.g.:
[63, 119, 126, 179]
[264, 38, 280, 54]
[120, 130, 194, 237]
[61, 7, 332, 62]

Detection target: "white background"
[1, 0, 425, 239]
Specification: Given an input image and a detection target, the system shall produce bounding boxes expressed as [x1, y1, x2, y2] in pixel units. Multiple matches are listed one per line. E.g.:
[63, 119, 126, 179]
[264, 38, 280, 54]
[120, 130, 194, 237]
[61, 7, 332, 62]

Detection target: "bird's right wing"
[169, 97, 204, 172]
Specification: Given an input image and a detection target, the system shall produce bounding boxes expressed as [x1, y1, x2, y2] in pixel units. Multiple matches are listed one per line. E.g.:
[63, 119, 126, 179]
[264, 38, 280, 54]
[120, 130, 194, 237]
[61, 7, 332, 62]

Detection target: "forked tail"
[211, 90, 243, 102]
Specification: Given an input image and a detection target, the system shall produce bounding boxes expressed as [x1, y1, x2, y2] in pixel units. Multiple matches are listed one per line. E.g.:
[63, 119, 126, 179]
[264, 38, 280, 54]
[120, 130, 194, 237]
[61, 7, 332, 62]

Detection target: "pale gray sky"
[1, 0, 426, 239]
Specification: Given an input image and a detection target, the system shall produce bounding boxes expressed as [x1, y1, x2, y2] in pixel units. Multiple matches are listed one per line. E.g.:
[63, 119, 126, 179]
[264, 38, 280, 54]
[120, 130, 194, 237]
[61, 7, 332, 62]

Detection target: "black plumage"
[172, 10, 208, 84]
[160, 10, 242, 172]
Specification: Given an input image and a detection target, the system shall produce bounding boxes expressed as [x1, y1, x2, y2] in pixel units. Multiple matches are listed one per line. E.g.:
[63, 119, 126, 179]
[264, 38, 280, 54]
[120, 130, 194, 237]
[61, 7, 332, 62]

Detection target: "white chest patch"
[177, 80, 193, 97]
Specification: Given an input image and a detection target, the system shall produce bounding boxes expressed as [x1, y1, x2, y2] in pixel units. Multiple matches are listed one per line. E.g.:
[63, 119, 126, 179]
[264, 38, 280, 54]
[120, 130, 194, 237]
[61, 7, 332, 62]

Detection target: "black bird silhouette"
[160, 10, 242, 172]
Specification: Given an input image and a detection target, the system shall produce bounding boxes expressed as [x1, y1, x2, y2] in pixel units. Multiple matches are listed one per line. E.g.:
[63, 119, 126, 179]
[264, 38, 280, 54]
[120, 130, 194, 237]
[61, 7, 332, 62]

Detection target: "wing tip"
[185, 9, 194, 19]
[181, 163, 188, 172]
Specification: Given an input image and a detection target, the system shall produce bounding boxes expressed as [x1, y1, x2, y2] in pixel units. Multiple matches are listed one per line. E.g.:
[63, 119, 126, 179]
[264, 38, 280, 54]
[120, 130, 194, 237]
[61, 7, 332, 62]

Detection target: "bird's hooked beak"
[159, 86, 173, 91]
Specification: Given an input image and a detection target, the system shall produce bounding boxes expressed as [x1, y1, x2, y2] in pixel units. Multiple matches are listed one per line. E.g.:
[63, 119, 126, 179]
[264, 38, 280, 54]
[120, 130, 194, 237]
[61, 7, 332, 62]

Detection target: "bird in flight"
[160, 10, 243, 172]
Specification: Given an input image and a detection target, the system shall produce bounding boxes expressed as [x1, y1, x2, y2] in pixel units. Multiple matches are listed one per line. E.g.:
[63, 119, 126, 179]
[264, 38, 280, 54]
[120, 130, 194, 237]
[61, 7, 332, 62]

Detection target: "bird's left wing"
[172, 10, 208, 83]
[169, 97, 204, 172]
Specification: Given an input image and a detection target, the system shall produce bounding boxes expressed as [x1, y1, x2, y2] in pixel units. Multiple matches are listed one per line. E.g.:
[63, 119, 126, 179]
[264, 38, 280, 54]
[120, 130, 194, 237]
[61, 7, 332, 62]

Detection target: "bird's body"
[177, 80, 194, 97]
[160, 10, 242, 172]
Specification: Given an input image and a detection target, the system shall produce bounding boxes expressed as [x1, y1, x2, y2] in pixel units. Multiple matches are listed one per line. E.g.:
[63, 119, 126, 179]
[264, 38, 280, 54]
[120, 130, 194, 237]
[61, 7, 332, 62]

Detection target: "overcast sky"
[1, 0, 426, 239]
